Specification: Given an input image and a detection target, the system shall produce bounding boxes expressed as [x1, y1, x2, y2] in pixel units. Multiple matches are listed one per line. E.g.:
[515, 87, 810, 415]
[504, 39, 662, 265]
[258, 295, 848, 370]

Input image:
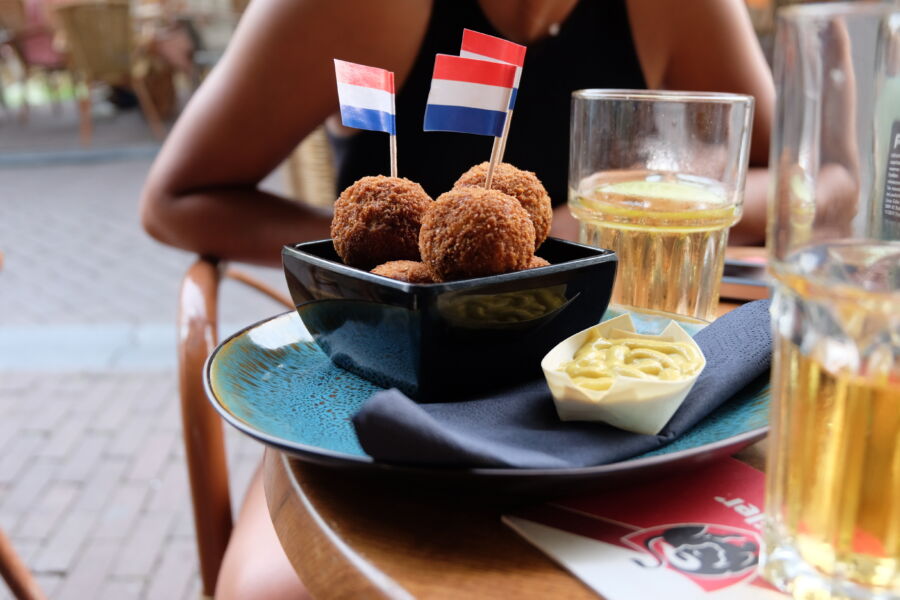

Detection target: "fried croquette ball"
[526, 256, 551, 269]
[419, 187, 535, 281]
[454, 162, 552, 248]
[331, 176, 432, 269]
[370, 260, 435, 283]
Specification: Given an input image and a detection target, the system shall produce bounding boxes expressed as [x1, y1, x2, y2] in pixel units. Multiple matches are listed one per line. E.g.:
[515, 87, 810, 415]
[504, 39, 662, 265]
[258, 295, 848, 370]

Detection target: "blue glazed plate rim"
[204, 310, 768, 478]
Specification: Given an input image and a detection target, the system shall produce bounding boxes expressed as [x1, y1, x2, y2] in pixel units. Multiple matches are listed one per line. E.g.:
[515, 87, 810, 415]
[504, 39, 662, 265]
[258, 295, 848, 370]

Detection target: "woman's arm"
[627, 0, 774, 245]
[140, 0, 430, 266]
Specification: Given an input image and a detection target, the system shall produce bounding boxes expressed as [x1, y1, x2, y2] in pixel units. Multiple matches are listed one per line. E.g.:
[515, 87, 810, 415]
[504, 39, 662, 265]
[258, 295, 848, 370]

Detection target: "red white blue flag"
[423, 54, 516, 137]
[460, 29, 526, 109]
[334, 59, 396, 135]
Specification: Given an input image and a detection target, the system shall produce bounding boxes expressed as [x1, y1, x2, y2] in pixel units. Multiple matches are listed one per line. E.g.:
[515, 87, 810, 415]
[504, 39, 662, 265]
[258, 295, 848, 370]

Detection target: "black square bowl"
[282, 238, 617, 401]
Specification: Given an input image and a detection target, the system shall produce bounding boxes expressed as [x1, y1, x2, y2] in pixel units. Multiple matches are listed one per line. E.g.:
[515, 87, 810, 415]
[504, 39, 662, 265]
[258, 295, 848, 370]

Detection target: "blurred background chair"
[284, 126, 336, 210]
[0, 0, 69, 121]
[53, 0, 170, 145]
[0, 0, 24, 44]
[177, 129, 335, 597]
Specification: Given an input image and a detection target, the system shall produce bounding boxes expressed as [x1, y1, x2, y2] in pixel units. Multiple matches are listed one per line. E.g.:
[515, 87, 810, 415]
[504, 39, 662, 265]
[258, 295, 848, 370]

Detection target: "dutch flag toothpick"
[460, 29, 526, 110]
[460, 30, 526, 164]
[423, 54, 516, 137]
[334, 59, 398, 176]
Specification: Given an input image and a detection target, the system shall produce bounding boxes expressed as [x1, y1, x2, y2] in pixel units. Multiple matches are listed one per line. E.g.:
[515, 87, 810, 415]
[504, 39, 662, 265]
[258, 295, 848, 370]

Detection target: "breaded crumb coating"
[331, 176, 432, 269]
[370, 260, 436, 283]
[454, 162, 552, 249]
[419, 187, 534, 281]
[525, 256, 551, 269]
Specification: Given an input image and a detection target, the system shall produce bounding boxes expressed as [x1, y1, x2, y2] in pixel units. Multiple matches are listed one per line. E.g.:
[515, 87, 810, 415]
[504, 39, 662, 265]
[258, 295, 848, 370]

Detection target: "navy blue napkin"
[352, 300, 772, 469]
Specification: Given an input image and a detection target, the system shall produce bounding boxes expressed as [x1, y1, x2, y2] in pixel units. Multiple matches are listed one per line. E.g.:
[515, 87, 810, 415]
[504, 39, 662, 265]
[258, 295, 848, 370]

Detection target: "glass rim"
[571, 89, 754, 104]
[778, 2, 898, 20]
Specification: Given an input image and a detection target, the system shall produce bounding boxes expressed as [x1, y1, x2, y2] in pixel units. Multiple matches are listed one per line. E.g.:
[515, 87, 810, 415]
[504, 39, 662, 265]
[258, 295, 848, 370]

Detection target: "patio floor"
[0, 153, 295, 599]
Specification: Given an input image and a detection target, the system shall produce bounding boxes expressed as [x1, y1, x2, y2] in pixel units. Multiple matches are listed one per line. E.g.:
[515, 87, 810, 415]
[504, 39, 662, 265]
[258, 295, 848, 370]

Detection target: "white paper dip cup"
[541, 314, 706, 435]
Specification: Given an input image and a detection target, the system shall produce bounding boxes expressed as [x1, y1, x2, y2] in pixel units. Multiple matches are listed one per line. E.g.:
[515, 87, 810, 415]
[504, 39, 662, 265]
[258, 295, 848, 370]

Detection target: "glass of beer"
[569, 89, 754, 321]
[762, 4, 900, 599]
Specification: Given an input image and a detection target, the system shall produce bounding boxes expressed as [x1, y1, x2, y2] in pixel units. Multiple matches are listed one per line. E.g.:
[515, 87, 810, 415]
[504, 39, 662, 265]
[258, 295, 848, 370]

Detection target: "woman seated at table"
[140, 1, 774, 598]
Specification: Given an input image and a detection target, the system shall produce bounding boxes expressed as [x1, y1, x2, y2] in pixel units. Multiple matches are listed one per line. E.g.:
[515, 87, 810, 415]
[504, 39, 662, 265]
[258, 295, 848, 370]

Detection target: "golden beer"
[763, 242, 900, 598]
[570, 171, 739, 321]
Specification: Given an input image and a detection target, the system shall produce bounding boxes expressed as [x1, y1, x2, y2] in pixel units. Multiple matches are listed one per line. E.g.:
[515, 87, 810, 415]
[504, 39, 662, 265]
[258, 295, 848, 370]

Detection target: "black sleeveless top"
[331, 0, 646, 206]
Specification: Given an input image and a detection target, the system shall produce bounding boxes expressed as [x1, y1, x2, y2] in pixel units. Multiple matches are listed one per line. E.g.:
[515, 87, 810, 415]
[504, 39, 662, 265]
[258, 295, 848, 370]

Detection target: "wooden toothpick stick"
[389, 89, 397, 178]
[497, 108, 513, 163]
[389, 134, 397, 178]
[485, 137, 501, 189]
[484, 86, 513, 190]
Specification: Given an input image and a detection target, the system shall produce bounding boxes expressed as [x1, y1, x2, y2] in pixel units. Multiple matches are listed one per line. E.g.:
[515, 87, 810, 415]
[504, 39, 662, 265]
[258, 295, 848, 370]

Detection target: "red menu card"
[503, 459, 786, 599]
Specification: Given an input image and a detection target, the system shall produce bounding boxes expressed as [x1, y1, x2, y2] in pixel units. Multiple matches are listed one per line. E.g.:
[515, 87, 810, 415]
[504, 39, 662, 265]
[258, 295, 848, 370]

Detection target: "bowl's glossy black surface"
[283, 238, 617, 400]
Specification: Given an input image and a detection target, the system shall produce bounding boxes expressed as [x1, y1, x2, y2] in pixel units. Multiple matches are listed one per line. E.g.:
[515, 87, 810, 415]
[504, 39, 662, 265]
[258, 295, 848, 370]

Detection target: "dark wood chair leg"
[46, 72, 61, 116]
[17, 71, 28, 124]
[131, 72, 166, 140]
[0, 529, 46, 600]
[77, 81, 92, 146]
[0, 75, 8, 116]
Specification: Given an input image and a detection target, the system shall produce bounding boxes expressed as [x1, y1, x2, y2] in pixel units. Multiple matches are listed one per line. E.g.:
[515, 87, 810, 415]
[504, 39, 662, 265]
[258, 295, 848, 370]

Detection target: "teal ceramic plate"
[205, 308, 770, 495]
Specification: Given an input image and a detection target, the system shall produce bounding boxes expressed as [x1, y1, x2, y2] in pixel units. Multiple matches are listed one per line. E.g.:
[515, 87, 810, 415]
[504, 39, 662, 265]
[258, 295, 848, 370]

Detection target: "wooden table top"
[262, 294, 766, 599]
[263, 440, 768, 600]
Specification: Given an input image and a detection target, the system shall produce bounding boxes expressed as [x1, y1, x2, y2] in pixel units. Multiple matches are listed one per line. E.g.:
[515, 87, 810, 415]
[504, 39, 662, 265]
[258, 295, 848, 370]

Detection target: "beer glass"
[762, 4, 900, 599]
[568, 90, 754, 320]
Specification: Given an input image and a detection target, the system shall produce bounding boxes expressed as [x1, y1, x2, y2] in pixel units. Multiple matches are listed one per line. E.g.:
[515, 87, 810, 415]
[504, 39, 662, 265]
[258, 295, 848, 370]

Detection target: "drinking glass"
[568, 89, 754, 320]
[762, 3, 900, 599]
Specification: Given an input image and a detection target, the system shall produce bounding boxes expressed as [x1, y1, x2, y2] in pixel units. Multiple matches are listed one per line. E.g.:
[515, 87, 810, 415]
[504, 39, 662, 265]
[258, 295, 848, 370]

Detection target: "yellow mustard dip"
[560, 329, 704, 391]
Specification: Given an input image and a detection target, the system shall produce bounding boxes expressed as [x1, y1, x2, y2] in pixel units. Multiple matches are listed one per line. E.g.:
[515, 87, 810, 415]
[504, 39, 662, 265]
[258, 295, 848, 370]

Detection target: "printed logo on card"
[621, 524, 760, 592]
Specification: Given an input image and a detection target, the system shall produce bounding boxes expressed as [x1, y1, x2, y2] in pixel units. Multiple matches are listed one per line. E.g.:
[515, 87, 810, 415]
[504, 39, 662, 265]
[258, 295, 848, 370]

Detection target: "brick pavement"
[0, 157, 296, 599]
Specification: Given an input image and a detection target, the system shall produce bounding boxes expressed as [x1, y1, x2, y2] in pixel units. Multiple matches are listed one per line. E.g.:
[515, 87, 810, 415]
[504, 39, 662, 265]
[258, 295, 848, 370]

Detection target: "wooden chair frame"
[52, 0, 166, 146]
[177, 257, 292, 598]
[179, 126, 331, 596]
[0, 528, 45, 600]
[0, 0, 68, 123]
